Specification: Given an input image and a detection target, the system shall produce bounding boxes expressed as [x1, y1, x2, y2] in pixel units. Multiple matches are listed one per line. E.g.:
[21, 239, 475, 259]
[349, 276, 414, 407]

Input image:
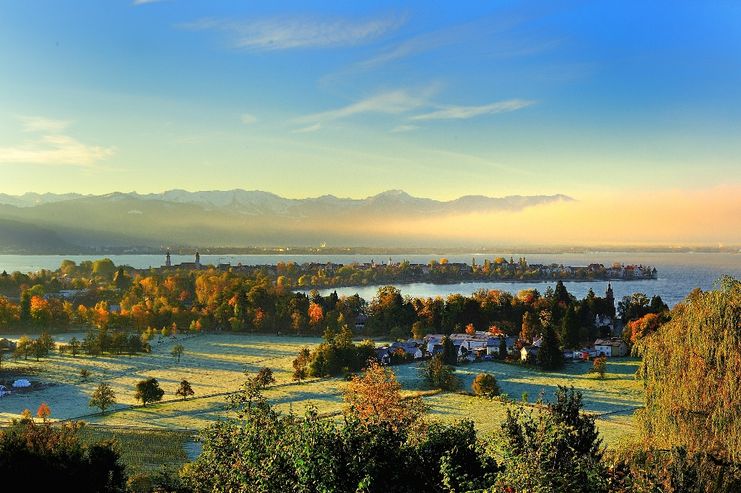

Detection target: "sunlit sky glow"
[1, 1, 740, 244]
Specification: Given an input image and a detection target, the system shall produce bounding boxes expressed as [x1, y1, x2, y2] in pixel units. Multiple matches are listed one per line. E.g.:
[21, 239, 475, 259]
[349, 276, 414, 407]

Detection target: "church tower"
[606, 282, 615, 316]
[165, 250, 171, 268]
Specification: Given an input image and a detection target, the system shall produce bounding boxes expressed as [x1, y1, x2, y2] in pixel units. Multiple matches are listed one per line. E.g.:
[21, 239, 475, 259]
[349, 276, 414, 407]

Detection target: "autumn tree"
[89, 383, 116, 413]
[634, 277, 741, 463]
[423, 354, 459, 391]
[15, 335, 33, 360]
[36, 402, 51, 421]
[520, 311, 540, 342]
[135, 378, 164, 407]
[176, 379, 195, 400]
[472, 373, 500, 398]
[625, 312, 662, 343]
[591, 356, 606, 379]
[171, 343, 184, 363]
[344, 360, 424, 431]
[292, 347, 310, 383]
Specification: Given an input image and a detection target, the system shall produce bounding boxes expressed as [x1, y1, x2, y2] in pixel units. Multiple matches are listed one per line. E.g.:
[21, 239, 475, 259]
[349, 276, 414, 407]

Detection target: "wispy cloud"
[181, 14, 404, 51]
[0, 116, 114, 167]
[295, 87, 436, 126]
[240, 113, 258, 125]
[19, 116, 71, 133]
[293, 123, 322, 134]
[411, 99, 534, 121]
[391, 124, 419, 133]
[132, 0, 167, 5]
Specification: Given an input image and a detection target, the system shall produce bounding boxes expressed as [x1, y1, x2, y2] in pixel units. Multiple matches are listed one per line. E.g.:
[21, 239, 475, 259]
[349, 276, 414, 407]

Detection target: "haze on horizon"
[1, 1, 740, 246]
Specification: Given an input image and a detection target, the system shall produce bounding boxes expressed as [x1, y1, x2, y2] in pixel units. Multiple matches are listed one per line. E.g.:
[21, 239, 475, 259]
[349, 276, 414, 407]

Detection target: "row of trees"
[88, 378, 195, 413]
[2, 259, 664, 351]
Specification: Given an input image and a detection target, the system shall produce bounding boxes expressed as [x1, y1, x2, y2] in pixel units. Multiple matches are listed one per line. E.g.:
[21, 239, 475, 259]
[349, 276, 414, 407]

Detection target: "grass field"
[1, 332, 643, 472]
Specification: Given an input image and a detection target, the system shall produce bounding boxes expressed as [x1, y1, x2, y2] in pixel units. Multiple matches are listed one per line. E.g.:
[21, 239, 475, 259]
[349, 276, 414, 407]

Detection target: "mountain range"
[0, 190, 573, 252]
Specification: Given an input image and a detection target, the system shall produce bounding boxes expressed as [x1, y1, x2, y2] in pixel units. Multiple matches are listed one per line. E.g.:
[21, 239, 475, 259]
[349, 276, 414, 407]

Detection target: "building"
[594, 338, 629, 357]
[165, 250, 172, 267]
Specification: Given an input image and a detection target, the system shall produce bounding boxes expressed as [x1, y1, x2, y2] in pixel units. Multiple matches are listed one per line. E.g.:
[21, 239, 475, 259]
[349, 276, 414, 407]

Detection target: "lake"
[1, 252, 738, 307]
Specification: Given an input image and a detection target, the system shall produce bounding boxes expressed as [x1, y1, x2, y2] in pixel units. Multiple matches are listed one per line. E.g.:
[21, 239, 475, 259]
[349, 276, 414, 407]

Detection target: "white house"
[594, 338, 629, 357]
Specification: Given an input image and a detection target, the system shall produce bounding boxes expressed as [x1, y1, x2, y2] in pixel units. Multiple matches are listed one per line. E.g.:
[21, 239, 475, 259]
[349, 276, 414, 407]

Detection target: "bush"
[423, 354, 459, 391]
[472, 373, 500, 397]
[0, 419, 126, 492]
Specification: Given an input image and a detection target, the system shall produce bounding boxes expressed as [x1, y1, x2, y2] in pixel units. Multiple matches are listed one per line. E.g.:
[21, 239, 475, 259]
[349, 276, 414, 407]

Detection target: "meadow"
[0, 332, 643, 472]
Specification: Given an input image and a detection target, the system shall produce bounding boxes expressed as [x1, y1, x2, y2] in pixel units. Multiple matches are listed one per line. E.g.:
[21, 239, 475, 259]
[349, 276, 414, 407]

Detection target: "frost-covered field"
[1, 333, 642, 450]
[0, 333, 324, 423]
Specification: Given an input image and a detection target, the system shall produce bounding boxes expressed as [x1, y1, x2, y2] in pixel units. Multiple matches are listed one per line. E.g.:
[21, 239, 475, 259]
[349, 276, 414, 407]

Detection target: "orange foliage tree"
[626, 312, 662, 343]
[344, 360, 425, 431]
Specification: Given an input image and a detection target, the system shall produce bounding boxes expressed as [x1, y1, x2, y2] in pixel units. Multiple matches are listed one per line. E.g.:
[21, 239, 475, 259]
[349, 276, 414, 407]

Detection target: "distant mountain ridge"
[0, 189, 573, 251]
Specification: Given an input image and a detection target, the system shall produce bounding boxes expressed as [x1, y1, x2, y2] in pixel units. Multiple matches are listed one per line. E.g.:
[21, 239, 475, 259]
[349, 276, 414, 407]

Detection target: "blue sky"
[0, 0, 740, 205]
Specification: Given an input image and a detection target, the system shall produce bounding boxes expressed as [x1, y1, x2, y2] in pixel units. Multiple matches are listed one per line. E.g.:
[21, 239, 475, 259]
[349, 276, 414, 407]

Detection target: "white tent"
[12, 379, 31, 388]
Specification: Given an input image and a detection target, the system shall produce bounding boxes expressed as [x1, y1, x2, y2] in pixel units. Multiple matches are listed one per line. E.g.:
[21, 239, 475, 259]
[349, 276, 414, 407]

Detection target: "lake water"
[0, 252, 738, 307]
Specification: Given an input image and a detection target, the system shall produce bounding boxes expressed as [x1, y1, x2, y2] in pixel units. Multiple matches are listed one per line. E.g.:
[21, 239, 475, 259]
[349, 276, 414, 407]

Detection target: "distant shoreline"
[0, 247, 738, 256]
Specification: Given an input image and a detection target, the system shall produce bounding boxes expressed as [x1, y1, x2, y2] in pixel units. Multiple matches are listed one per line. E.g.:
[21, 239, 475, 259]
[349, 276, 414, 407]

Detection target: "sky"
[0, 1, 740, 245]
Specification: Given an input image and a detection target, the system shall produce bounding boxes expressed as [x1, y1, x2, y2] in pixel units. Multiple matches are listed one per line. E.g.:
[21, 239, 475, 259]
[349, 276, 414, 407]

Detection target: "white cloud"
[293, 123, 322, 134]
[132, 0, 167, 5]
[411, 99, 534, 121]
[240, 113, 258, 125]
[0, 116, 114, 167]
[19, 116, 71, 133]
[391, 124, 419, 133]
[181, 14, 404, 51]
[295, 87, 436, 125]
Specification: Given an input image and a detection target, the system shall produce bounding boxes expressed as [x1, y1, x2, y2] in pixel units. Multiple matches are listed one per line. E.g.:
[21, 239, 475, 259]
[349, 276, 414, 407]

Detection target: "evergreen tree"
[560, 305, 581, 348]
[537, 325, 564, 370]
[19, 290, 31, 323]
[441, 336, 457, 366]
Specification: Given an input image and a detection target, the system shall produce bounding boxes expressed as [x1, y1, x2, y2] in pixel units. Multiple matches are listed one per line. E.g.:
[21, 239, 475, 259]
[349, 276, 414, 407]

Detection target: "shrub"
[423, 354, 459, 391]
[472, 373, 500, 397]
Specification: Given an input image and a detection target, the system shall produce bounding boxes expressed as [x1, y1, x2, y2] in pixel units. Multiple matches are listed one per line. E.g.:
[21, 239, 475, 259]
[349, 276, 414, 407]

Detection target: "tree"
[519, 311, 540, 342]
[560, 305, 580, 348]
[0, 419, 126, 492]
[537, 324, 564, 370]
[175, 379, 195, 400]
[496, 386, 605, 492]
[36, 402, 51, 421]
[135, 378, 164, 407]
[441, 336, 457, 366]
[625, 312, 662, 343]
[253, 367, 275, 388]
[15, 335, 33, 360]
[292, 347, 310, 383]
[89, 383, 116, 413]
[171, 343, 184, 363]
[344, 360, 425, 432]
[591, 356, 606, 379]
[423, 354, 459, 391]
[634, 277, 740, 462]
[68, 336, 81, 357]
[472, 373, 500, 398]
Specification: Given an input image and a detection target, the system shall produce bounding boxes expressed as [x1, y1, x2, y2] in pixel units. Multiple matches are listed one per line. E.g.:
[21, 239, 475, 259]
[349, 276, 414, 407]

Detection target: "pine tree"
[560, 305, 581, 348]
[441, 336, 457, 366]
[537, 325, 564, 370]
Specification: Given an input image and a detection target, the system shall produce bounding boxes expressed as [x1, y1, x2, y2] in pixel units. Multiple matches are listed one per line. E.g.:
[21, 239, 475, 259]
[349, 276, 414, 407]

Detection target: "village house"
[593, 337, 629, 357]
